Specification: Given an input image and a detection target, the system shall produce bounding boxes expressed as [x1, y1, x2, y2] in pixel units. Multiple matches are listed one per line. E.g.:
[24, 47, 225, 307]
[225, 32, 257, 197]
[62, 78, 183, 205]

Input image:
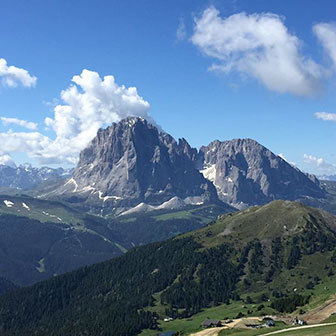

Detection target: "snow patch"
[200, 164, 216, 182]
[97, 191, 122, 202]
[42, 211, 62, 221]
[4, 200, 14, 208]
[65, 178, 78, 192]
[200, 163, 222, 193]
[49, 214, 62, 221]
[22, 202, 30, 211]
[79, 185, 96, 193]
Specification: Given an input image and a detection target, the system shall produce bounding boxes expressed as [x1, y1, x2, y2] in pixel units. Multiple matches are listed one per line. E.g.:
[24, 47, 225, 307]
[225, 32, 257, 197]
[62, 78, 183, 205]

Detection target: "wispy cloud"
[0, 58, 37, 88]
[303, 154, 336, 174]
[314, 23, 336, 69]
[1, 117, 38, 130]
[315, 112, 336, 122]
[191, 7, 323, 97]
[176, 18, 187, 41]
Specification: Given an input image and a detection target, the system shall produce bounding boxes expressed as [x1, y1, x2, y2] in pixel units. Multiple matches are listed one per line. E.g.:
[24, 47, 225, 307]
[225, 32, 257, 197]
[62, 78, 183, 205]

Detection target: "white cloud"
[191, 7, 323, 96]
[176, 18, 187, 41]
[314, 23, 336, 68]
[0, 58, 37, 88]
[0, 154, 16, 168]
[315, 112, 336, 121]
[1, 117, 38, 130]
[303, 154, 336, 174]
[0, 69, 154, 165]
[0, 131, 51, 157]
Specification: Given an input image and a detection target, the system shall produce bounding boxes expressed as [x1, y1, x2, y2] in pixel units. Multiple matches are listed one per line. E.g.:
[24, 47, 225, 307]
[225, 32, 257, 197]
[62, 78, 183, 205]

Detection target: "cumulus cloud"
[1, 117, 38, 130]
[315, 112, 336, 121]
[191, 7, 323, 96]
[0, 154, 16, 168]
[0, 69, 154, 165]
[0, 58, 37, 88]
[303, 154, 336, 174]
[0, 131, 51, 156]
[314, 23, 336, 68]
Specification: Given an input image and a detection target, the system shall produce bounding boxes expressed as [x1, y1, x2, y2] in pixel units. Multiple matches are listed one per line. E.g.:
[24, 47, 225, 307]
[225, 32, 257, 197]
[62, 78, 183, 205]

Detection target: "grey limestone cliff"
[199, 138, 325, 208]
[53, 117, 218, 214]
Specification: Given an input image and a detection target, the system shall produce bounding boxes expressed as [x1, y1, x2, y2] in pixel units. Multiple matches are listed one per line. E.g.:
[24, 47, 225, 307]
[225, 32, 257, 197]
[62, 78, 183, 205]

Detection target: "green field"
[138, 271, 336, 336]
[0, 195, 87, 225]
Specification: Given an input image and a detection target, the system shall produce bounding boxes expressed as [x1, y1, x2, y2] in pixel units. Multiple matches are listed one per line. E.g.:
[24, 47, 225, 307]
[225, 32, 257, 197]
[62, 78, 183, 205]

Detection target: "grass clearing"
[140, 300, 277, 336]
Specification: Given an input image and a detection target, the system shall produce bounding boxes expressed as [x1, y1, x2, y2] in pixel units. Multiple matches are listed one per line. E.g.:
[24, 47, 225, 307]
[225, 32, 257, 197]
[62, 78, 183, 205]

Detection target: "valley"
[0, 118, 335, 335]
[0, 200, 336, 335]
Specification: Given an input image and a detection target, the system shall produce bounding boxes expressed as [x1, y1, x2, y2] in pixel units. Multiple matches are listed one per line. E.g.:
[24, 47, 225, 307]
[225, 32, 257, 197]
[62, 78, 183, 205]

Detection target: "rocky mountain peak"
[56, 117, 219, 214]
[199, 138, 325, 208]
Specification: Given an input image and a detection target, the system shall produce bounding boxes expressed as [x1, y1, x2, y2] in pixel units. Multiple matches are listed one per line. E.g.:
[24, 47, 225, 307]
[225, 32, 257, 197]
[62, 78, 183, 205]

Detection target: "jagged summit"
[199, 138, 325, 208]
[46, 118, 325, 215]
[52, 117, 219, 214]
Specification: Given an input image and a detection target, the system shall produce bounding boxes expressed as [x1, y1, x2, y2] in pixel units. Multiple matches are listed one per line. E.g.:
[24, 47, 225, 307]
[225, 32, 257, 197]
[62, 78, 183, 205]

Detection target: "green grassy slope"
[110, 203, 236, 245]
[0, 195, 234, 286]
[0, 201, 335, 336]
[0, 195, 134, 285]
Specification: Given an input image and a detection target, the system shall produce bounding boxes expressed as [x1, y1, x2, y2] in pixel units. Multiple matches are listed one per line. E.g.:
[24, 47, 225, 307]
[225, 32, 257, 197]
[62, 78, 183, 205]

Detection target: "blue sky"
[1, 0, 336, 175]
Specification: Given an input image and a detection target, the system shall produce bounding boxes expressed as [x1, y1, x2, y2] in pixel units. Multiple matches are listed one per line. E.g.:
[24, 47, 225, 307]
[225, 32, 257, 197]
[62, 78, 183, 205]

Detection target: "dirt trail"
[303, 296, 336, 324]
[188, 326, 227, 336]
[188, 317, 261, 336]
[261, 322, 336, 335]
[189, 322, 336, 336]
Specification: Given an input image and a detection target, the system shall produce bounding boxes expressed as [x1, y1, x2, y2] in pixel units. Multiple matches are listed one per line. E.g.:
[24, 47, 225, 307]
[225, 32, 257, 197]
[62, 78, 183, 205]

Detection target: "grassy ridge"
[0, 201, 335, 335]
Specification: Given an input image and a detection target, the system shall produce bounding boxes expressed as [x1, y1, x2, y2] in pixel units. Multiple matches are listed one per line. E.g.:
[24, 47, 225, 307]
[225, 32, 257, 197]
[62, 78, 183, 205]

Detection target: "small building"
[264, 319, 275, 327]
[158, 332, 177, 336]
[164, 317, 174, 322]
[202, 319, 222, 328]
[292, 317, 307, 326]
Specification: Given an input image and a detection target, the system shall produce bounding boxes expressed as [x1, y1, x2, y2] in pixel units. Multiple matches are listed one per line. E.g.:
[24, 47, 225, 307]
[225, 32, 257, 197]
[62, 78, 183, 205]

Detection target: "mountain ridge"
[0, 164, 72, 190]
[43, 117, 325, 215]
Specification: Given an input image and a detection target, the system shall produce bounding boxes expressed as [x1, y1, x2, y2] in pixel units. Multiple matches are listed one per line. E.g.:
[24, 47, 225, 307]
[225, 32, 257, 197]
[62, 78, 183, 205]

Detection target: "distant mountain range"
[0, 164, 72, 190]
[41, 117, 325, 214]
[319, 174, 336, 181]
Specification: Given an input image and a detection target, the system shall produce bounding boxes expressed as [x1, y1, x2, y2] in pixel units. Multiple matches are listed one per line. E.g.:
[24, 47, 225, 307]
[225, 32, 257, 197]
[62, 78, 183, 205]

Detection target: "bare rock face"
[50, 119, 325, 214]
[55, 117, 218, 214]
[199, 138, 325, 209]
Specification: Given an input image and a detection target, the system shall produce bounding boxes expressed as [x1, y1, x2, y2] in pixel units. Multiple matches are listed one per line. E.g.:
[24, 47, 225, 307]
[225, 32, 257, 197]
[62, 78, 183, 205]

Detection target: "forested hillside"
[0, 201, 336, 335]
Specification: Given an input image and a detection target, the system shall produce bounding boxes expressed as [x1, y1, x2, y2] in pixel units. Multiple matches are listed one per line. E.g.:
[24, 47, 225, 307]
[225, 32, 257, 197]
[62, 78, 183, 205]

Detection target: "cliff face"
[50, 119, 325, 214]
[55, 117, 218, 213]
[199, 138, 325, 208]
